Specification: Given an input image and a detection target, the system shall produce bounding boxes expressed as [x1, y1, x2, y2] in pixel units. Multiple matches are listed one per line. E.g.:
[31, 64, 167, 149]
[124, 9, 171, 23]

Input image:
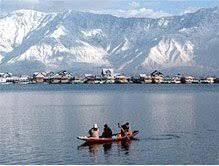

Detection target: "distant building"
[7, 75, 30, 83]
[0, 72, 12, 78]
[101, 69, 114, 78]
[139, 74, 152, 84]
[44, 72, 55, 83]
[50, 71, 72, 84]
[0, 73, 12, 83]
[200, 76, 215, 84]
[115, 74, 128, 84]
[72, 76, 84, 84]
[171, 75, 181, 84]
[101, 68, 115, 83]
[0, 77, 7, 83]
[84, 74, 96, 84]
[18, 75, 30, 83]
[151, 70, 164, 84]
[33, 72, 46, 83]
[50, 74, 61, 84]
[163, 76, 172, 84]
[131, 75, 141, 84]
[104, 78, 115, 84]
[184, 75, 195, 84]
[206, 76, 215, 84]
[0, 72, 30, 84]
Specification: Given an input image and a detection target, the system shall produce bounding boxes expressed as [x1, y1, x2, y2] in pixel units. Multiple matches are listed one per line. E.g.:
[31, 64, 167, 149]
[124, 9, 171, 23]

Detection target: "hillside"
[0, 8, 218, 75]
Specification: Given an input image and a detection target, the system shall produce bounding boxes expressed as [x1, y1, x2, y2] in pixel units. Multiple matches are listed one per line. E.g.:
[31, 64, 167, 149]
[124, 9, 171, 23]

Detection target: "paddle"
[118, 123, 130, 141]
[111, 123, 125, 137]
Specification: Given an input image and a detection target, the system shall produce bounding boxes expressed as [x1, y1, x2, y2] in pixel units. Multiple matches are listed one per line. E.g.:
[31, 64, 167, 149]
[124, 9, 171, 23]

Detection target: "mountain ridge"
[0, 7, 218, 75]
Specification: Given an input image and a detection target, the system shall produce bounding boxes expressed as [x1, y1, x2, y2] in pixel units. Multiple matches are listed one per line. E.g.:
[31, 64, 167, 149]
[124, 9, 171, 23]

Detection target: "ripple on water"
[142, 134, 181, 141]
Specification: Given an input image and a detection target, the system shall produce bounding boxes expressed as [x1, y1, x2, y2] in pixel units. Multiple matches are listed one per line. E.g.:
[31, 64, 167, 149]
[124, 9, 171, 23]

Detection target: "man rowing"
[78, 122, 139, 144]
[88, 122, 130, 138]
[120, 122, 130, 137]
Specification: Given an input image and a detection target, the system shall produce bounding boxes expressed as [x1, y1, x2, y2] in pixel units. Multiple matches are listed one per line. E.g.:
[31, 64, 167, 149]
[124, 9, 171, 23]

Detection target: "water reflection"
[0, 84, 218, 164]
[77, 141, 132, 157]
[78, 142, 112, 154]
[78, 140, 134, 160]
[103, 143, 112, 154]
[118, 141, 131, 155]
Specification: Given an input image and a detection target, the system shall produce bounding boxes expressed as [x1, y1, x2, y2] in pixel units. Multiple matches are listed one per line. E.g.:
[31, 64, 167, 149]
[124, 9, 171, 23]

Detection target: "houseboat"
[101, 68, 115, 84]
[184, 75, 195, 84]
[200, 76, 215, 84]
[151, 70, 164, 84]
[171, 75, 181, 84]
[50, 71, 72, 84]
[72, 76, 84, 84]
[84, 74, 96, 84]
[163, 76, 172, 84]
[8, 75, 30, 84]
[0, 77, 7, 84]
[33, 72, 46, 83]
[115, 75, 129, 84]
[139, 74, 152, 84]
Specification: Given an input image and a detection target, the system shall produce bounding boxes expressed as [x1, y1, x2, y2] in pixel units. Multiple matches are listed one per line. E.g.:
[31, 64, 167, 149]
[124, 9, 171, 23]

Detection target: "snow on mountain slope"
[8, 40, 109, 70]
[81, 29, 105, 38]
[0, 8, 218, 74]
[0, 10, 52, 52]
[142, 38, 195, 69]
[50, 25, 67, 39]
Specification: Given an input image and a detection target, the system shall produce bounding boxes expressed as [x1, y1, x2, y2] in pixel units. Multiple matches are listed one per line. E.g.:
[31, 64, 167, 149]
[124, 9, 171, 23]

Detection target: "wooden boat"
[77, 130, 139, 144]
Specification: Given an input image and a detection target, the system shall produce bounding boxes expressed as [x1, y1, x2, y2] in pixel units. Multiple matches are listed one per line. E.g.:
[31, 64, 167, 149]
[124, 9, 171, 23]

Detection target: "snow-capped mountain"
[0, 8, 218, 75]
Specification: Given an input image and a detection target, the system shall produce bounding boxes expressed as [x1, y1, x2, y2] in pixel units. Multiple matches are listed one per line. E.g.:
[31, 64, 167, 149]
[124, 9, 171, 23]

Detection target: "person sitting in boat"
[101, 124, 113, 138]
[121, 122, 130, 137]
[88, 124, 99, 138]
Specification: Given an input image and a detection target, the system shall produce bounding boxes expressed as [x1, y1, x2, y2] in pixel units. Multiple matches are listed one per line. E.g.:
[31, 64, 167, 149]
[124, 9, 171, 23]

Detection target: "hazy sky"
[0, 0, 218, 17]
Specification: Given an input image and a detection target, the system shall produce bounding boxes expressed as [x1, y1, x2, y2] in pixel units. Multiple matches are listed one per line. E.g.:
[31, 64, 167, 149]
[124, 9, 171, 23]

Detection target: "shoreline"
[0, 81, 218, 85]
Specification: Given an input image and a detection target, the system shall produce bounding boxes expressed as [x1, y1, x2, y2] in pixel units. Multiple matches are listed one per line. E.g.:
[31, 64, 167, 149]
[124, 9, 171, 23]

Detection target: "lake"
[0, 84, 218, 164]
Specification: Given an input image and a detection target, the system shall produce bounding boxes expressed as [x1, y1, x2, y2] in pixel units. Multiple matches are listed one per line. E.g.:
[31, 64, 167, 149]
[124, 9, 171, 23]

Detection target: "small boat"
[77, 130, 139, 144]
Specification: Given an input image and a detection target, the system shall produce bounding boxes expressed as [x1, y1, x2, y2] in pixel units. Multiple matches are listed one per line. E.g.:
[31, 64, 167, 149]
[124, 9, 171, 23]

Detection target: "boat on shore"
[77, 130, 139, 144]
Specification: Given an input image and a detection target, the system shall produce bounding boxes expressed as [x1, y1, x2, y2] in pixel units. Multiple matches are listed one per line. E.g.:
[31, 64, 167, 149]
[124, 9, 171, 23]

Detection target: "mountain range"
[0, 8, 218, 75]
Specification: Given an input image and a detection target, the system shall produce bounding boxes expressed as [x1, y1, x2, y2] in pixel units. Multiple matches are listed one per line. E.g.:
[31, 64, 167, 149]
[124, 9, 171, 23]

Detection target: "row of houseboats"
[0, 69, 218, 84]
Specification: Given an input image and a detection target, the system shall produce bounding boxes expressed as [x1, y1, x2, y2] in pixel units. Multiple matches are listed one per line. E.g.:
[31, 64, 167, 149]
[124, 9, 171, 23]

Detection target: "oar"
[111, 123, 122, 137]
[111, 123, 123, 137]
[118, 123, 130, 141]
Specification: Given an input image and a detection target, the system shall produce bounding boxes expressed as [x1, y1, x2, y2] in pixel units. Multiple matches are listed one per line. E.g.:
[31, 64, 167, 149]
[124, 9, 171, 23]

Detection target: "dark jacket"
[101, 126, 113, 138]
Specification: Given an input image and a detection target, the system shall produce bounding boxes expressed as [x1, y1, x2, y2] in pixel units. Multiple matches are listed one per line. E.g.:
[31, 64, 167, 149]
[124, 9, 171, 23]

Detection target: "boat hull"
[77, 130, 139, 144]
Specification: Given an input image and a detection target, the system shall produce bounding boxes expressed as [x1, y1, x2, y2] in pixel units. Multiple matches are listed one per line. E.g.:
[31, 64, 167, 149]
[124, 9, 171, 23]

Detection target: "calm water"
[0, 84, 218, 164]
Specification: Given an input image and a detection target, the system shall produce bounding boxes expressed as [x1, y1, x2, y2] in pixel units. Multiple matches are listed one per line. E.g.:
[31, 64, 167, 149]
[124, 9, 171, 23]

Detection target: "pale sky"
[0, 0, 218, 18]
